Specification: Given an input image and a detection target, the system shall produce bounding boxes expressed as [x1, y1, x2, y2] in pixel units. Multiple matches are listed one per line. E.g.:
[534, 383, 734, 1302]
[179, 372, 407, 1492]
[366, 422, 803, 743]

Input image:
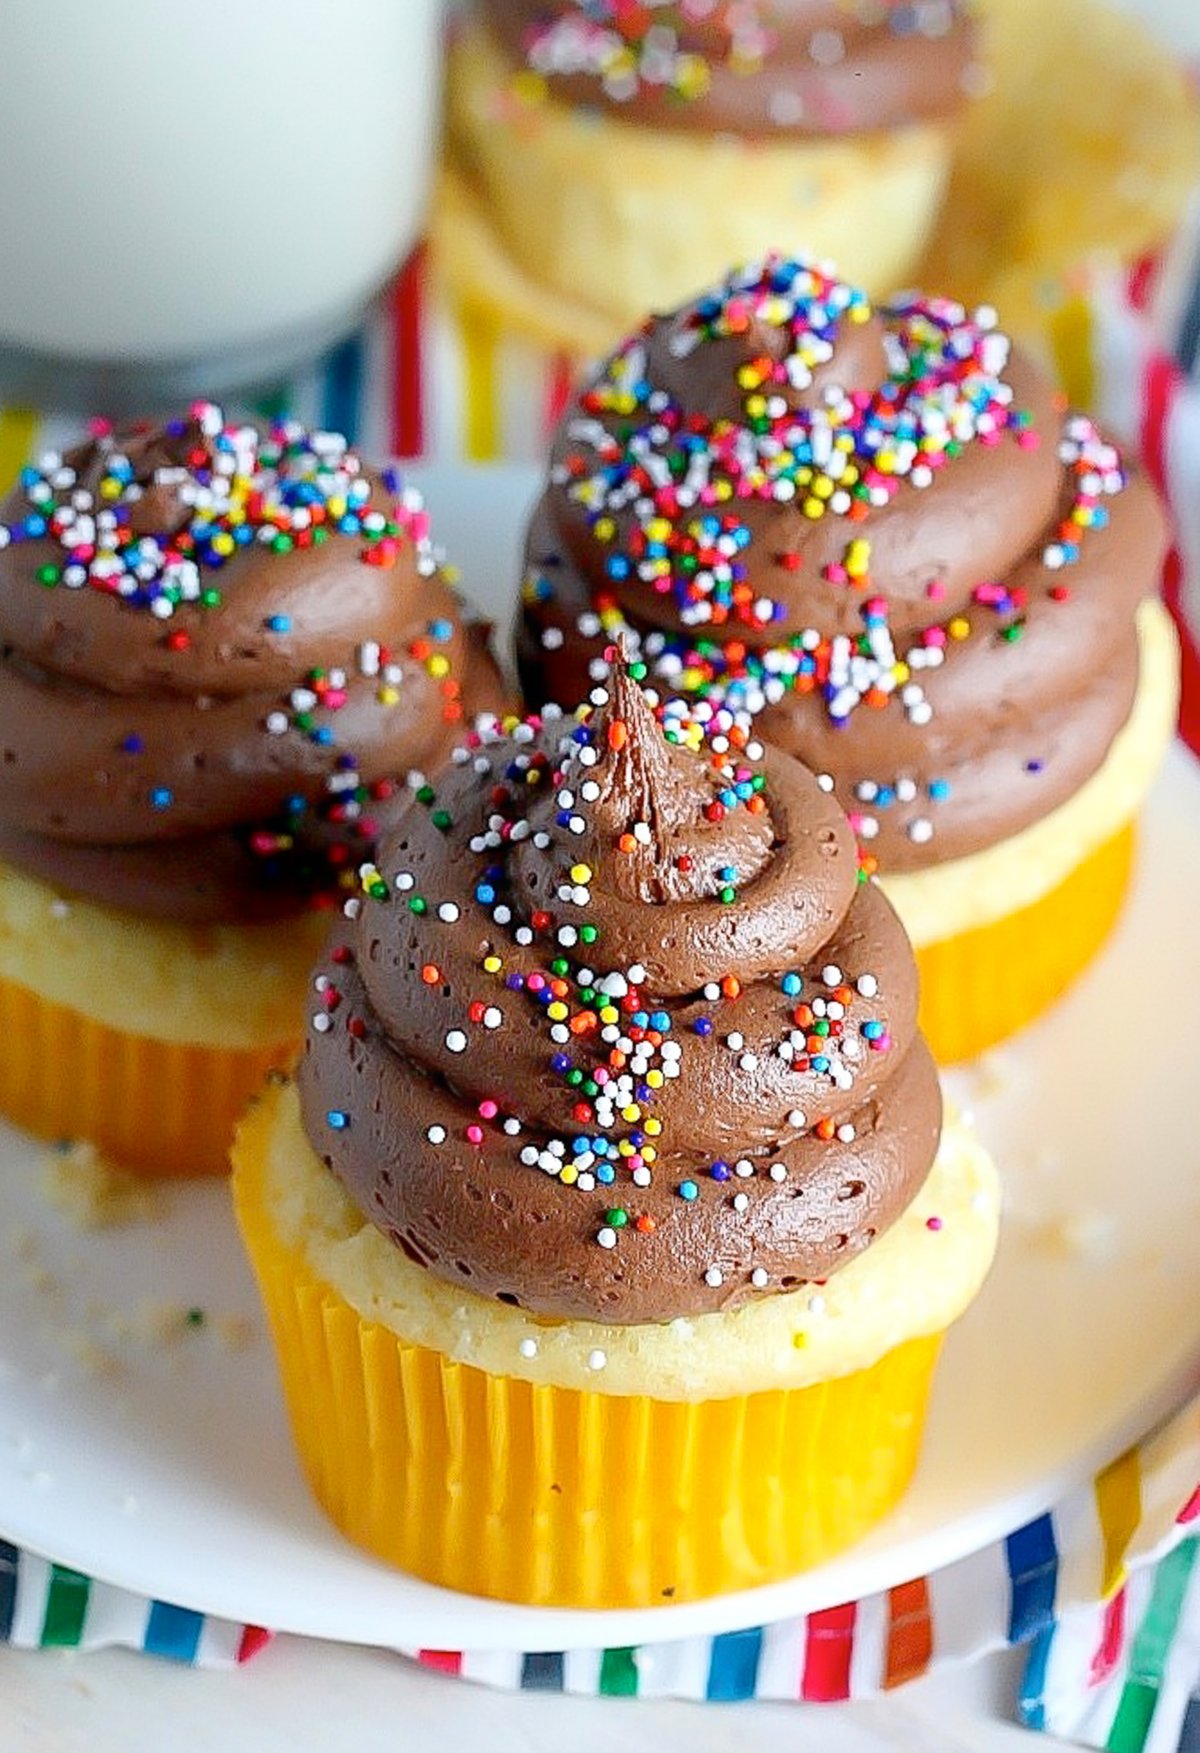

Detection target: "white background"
[3, 2, 1198, 1749]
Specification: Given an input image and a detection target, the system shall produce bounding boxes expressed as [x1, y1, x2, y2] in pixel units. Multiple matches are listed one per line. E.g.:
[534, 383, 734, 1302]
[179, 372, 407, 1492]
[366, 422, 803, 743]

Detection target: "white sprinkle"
[519, 1338, 538, 1359]
[587, 1349, 607, 1372]
[311, 1014, 333, 1034]
[733, 1192, 750, 1213]
[427, 1125, 447, 1145]
[751, 1267, 769, 1289]
[445, 1030, 467, 1054]
[822, 964, 842, 987]
[836, 1123, 857, 1143]
[808, 1295, 826, 1316]
[726, 1032, 745, 1051]
[704, 1267, 724, 1288]
[482, 1007, 502, 1029]
[597, 1227, 618, 1250]
[768, 1163, 787, 1183]
[856, 974, 878, 998]
[438, 902, 460, 922]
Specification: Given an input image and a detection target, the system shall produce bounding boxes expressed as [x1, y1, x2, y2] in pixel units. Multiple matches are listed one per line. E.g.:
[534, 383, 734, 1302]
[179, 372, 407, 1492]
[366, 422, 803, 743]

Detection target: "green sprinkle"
[604, 1208, 628, 1229]
[580, 924, 599, 944]
[408, 896, 427, 914]
[431, 809, 452, 832]
[185, 1307, 206, 1329]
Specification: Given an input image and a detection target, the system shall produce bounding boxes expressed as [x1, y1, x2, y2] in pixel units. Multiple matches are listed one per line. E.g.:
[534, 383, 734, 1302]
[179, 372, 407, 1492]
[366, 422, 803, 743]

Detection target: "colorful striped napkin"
[1, 1398, 1196, 1751]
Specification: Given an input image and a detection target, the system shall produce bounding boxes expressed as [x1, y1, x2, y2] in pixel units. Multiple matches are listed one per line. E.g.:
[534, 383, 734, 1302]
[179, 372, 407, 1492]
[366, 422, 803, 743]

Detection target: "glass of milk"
[0, 0, 442, 409]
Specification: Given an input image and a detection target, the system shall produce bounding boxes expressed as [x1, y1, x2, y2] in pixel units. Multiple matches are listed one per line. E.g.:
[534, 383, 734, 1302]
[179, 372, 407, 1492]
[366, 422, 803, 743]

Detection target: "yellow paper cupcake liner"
[915, 820, 1134, 1065]
[233, 1104, 943, 1608]
[0, 972, 294, 1178]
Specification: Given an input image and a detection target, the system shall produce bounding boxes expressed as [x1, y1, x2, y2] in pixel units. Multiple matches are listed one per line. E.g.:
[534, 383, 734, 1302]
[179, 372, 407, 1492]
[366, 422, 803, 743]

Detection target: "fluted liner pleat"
[915, 822, 1135, 1065]
[0, 972, 293, 1177]
[232, 1110, 942, 1609]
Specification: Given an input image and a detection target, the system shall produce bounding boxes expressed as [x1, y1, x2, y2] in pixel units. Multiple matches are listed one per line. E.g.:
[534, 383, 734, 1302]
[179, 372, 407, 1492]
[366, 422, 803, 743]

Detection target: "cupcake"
[232, 664, 999, 1607]
[0, 405, 504, 1176]
[437, 0, 982, 358]
[518, 256, 1178, 1063]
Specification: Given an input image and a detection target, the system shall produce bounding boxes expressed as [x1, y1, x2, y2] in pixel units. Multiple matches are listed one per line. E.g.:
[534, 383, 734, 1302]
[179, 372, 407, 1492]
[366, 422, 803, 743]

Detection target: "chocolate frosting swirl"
[299, 665, 940, 1323]
[479, 0, 979, 137]
[519, 256, 1166, 870]
[0, 407, 504, 920]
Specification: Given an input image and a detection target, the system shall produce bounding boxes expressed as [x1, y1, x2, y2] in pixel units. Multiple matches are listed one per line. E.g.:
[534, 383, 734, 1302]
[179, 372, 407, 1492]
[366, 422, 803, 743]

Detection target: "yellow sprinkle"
[482, 955, 502, 974]
[547, 1002, 568, 1022]
[645, 1070, 664, 1090]
[570, 863, 592, 885]
[792, 1331, 808, 1349]
[850, 303, 872, 324]
[559, 1163, 578, 1185]
[427, 655, 450, 679]
[621, 1104, 640, 1124]
[949, 617, 971, 640]
[599, 1005, 619, 1025]
[845, 538, 871, 579]
[594, 516, 616, 542]
[802, 498, 825, 520]
[377, 686, 400, 706]
[644, 1118, 662, 1137]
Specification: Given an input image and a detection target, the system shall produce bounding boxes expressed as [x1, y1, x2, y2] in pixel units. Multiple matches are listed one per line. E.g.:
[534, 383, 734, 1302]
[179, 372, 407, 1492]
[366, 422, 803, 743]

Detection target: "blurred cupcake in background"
[0, 405, 504, 1176]
[518, 255, 1178, 1063]
[438, 0, 984, 357]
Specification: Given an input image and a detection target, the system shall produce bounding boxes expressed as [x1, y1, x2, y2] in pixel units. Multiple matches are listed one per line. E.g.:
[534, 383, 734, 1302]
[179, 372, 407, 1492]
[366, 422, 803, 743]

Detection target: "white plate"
[1, 465, 1198, 1654]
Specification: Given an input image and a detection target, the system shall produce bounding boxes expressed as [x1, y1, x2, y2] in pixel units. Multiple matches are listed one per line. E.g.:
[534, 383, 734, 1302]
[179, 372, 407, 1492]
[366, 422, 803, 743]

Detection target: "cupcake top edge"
[298, 661, 942, 1325]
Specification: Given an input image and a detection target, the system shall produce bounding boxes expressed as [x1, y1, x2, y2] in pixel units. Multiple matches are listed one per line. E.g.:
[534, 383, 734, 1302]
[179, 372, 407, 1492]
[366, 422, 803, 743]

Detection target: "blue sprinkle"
[710, 1161, 731, 1182]
[781, 973, 802, 997]
[150, 787, 173, 810]
[928, 779, 951, 801]
[311, 727, 334, 746]
[649, 1010, 670, 1032]
[694, 1017, 713, 1037]
[120, 735, 143, 755]
[265, 614, 292, 633]
[475, 884, 496, 905]
[550, 1054, 571, 1074]
[678, 1180, 699, 1202]
[326, 1110, 349, 1130]
[812, 1055, 830, 1074]
[863, 1021, 885, 1041]
[597, 1164, 616, 1185]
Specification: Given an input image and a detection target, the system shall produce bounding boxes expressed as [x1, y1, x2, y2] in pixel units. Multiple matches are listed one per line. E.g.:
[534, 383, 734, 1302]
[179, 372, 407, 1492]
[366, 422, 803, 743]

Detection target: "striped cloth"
[1, 1397, 1196, 1752]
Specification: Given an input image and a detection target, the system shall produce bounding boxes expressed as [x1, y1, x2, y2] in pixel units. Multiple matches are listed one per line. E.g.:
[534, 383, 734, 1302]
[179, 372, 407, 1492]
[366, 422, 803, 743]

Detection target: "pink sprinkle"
[925, 580, 946, 600]
[926, 1215, 943, 1232]
[478, 1100, 498, 1120]
[466, 1124, 483, 1146]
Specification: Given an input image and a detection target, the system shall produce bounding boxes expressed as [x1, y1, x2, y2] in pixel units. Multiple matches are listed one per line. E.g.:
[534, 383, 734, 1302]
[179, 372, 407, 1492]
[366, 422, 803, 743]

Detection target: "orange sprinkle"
[721, 975, 741, 1000]
[420, 964, 441, 986]
[608, 720, 628, 751]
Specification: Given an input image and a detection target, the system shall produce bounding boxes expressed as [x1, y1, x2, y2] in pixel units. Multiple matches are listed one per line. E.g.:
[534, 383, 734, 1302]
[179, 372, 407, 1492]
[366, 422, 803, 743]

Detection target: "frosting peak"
[299, 680, 939, 1322]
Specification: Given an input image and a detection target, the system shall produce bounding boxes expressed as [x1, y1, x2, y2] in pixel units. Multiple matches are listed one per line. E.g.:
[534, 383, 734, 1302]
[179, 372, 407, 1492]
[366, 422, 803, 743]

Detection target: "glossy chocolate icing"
[299, 666, 940, 1322]
[518, 257, 1165, 869]
[0, 408, 505, 920]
